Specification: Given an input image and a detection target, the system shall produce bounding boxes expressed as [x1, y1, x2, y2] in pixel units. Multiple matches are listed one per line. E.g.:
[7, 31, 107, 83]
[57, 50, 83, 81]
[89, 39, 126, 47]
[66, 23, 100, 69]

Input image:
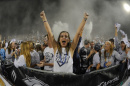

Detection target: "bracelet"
[84, 17, 87, 21]
[43, 21, 47, 23]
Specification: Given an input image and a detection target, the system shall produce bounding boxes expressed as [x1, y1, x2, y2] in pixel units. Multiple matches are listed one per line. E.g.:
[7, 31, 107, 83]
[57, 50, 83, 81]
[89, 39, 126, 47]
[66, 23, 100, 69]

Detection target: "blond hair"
[20, 42, 31, 67]
[104, 41, 113, 61]
[27, 41, 34, 51]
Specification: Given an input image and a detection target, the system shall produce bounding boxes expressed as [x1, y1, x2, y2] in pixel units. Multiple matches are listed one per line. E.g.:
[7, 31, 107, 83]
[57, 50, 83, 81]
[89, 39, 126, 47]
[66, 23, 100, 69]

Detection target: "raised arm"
[114, 25, 120, 51]
[71, 13, 89, 50]
[40, 11, 57, 49]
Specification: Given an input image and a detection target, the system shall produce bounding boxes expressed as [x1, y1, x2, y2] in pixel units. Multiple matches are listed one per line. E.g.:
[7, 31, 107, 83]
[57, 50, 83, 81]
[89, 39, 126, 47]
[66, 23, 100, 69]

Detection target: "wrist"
[43, 20, 47, 23]
[84, 17, 87, 21]
[42, 18, 47, 22]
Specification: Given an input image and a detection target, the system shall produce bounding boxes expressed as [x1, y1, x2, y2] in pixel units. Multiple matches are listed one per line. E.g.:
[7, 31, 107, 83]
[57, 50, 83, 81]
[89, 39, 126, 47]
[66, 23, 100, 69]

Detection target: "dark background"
[0, 0, 130, 41]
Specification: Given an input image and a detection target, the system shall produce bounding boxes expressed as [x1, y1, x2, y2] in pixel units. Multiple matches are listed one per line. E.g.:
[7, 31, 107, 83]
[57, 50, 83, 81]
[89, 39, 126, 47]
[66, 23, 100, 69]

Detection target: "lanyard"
[59, 52, 67, 65]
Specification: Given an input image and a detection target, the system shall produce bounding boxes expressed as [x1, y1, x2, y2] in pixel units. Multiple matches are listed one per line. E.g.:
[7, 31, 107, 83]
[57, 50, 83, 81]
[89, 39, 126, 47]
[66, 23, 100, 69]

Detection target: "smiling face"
[105, 42, 111, 51]
[121, 41, 126, 51]
[58, 32, 70, 47]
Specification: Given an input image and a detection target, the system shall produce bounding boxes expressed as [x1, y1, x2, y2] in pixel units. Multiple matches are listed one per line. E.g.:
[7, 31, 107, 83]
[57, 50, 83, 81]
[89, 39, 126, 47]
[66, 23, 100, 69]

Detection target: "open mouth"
[62, 41, 66, 44]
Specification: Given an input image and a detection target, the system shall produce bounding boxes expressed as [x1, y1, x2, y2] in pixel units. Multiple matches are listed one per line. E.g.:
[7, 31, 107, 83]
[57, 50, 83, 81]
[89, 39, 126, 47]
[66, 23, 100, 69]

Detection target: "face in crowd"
[44, 35, 48, 45]
[58, 32, 70, 47]
[90, 42, 94, 49]
[121, 41, 126, 51]
[84, 43, 90, 48]
[105, 41, 112, 51]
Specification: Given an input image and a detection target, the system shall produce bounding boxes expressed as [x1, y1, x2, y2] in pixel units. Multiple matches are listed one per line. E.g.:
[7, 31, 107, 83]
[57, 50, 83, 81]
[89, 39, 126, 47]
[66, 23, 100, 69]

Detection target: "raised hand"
[106, 62, 112, 67]
[40, 11, 46, 21]
[84, 13, 89, 20]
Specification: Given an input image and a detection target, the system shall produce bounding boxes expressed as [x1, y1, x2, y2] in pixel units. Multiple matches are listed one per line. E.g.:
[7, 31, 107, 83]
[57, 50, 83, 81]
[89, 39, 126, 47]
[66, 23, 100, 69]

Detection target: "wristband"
[43, 21, 47, 23]
[84, 17, 87, 21]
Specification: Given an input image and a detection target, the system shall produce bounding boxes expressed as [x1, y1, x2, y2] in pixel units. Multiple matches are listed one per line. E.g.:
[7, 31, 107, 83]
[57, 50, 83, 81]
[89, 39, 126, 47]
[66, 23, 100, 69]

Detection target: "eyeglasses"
[60, 35, 69, 39]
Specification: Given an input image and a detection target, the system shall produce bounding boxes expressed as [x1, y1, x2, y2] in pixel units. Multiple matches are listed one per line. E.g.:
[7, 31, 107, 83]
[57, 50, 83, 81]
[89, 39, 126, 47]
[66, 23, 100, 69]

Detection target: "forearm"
[96, 64, 100, 70]
[71, 14, 88, 50]
[76, 18, 87, 36]
[87, 53, 91, 59]
[44, 63, 54, 66]
[42, 18, 53, 38]
[115, 27, 118, 37]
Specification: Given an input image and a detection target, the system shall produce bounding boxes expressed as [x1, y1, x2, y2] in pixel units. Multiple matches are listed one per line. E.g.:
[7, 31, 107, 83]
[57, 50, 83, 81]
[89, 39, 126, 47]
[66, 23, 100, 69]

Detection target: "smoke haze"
[0, 0, 130, 41]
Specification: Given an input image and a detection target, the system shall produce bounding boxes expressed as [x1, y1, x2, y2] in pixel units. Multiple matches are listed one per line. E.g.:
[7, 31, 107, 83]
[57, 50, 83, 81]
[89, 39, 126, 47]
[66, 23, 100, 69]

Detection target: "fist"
[40, 11, 45, 19]
[84, 13, 89, 19]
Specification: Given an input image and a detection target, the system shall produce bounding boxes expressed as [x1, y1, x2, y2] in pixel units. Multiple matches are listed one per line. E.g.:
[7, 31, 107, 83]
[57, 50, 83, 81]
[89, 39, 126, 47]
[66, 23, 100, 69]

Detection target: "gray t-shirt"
[92, 53, 100, 67]
[5, 49, 13, 62]
[30, 50, 40, 68]
[101, 50, 122, 68]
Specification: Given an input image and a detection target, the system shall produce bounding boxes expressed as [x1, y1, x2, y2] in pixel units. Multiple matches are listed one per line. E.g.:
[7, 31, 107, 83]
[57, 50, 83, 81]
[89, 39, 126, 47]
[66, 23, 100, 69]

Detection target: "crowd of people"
[0, 11, 130, 75]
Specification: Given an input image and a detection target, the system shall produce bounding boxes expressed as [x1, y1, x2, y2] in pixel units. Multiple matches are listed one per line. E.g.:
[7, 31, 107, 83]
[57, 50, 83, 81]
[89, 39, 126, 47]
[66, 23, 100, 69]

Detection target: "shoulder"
[19, 55, 25, 58]
[44, 47, 49, 51]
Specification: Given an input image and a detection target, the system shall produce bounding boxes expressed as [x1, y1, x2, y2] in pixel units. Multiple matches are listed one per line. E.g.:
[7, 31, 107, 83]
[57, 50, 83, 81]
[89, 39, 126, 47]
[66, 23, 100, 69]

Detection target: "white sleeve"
[14, 55, 26, 68]
[95, 55, 100, 64]
[43, 48, 47, 56]
[114, 51, 123, 61]
[127, 51, 130, 59]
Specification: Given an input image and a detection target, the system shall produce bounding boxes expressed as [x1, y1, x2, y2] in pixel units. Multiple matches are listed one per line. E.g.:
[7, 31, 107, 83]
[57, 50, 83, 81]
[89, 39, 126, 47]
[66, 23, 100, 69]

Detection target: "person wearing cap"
[114, 26, 128, 64]
[87, 43, 101, 71]
[101, 41, 122, 68]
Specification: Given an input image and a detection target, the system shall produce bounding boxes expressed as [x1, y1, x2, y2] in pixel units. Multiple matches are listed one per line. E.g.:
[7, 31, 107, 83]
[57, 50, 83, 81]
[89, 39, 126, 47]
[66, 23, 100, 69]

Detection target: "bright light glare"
[123, 3, 130, 12]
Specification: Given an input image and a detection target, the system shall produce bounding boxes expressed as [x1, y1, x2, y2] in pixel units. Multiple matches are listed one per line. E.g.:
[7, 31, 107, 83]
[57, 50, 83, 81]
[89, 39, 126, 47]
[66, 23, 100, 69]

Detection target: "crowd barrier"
[0, 60, 129, 86]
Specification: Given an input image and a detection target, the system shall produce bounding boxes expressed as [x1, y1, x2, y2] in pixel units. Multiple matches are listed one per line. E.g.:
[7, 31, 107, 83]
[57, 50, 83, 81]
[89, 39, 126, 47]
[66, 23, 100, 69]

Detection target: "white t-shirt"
[92, 53, 100, 67]
[14, 55, 26, 68]
[43, 47, 54, 71]
[127, 51, 130, 59]
[53, 48, 73, 73]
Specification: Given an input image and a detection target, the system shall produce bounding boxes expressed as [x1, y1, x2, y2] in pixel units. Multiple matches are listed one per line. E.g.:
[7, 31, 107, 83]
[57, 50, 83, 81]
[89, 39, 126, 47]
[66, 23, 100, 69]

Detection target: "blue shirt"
[0, 48, 6, 60]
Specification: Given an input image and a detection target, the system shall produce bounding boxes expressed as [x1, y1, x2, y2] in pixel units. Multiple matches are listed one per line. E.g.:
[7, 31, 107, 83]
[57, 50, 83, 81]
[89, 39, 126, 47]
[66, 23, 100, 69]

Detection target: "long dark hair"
[121, 41, 126, 51]
[7, 42, 15, 54]
[57, 31, 71, 55]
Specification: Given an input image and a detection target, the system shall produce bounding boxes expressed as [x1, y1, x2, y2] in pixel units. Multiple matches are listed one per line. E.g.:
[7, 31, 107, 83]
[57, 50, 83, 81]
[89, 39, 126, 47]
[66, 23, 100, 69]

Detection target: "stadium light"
[123, 3, 130, 12]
